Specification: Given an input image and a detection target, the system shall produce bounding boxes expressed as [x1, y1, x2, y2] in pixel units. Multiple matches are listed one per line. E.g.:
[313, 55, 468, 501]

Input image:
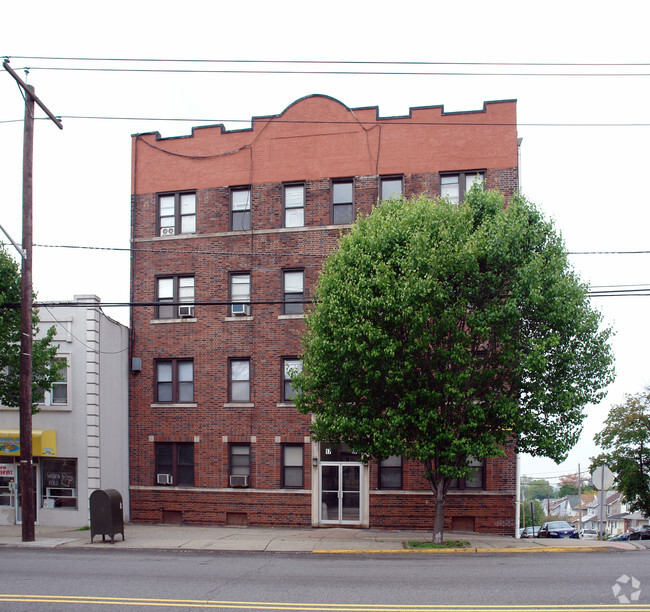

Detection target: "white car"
[579, 528, 598, 540]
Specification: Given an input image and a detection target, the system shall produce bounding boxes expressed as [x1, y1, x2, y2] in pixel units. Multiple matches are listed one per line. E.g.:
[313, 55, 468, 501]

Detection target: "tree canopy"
[0, 246, 63, 410]
[294, 188, 614, 542]
[557, 472, 596, 497]
[522, 477, 554, 501]
[593, 388, 650, 517]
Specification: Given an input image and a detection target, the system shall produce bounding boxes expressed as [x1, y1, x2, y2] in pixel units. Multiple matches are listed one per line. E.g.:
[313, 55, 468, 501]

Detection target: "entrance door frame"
[318, 461, 363, 525]
[312, 442, 369, 527]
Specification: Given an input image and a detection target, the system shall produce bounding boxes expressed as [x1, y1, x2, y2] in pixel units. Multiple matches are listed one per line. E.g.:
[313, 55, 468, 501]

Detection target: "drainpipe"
[515, 453, 521, 537]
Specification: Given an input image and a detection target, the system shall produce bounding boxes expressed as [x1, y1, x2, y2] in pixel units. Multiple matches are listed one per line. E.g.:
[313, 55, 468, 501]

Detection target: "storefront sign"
[0, 430, 57, 457]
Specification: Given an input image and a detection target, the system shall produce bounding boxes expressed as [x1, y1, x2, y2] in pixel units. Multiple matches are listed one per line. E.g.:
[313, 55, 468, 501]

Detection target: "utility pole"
[577, 464, 582, 534]
[3, 59, 62, 542]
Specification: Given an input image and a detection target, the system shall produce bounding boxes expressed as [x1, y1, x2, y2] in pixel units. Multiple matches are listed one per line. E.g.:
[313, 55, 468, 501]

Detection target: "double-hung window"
[282, 358, 302, 401]
[379, 456, 402, 489]
[380, 176, 403, 201]
[283, 270, 304, 314]
[158, 192, 196, 236]
[449, 457, 485, 489]
[230, 444, 250, 477]
[155, 442, 194, 486]
[440, 172, 484, 203]
[156, 359, 194, 403]
[284, 184, 305, 228]
[282, 444, 304, 488]
[229, 273, 251, 316]
[331, 179, 354, 224]
[230, 359, 250, 402]
[42, 357, 68, 405]
[231, 188, 251, 231]
[156, 275, 195, 319]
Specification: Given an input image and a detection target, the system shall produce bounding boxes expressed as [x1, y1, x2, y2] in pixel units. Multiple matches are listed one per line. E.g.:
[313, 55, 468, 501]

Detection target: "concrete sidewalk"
[0, 523, 645, 553]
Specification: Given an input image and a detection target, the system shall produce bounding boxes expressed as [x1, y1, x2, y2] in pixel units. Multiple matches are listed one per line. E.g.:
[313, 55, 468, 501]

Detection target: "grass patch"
[407, 539, 470, 549]
[76, 525, 90, 531]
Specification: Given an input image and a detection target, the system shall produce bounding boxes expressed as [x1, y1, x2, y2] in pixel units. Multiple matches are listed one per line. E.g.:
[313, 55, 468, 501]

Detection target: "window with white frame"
[380, 176, 403, 201]
[156, 275, 195, 319]
[43, 358, 67, 405]
[284, 184, 305, 228]
[158, 192, 196, 236]
[440, 172, 484, 203]
[230, 359, 250, 402]
[229, 273, 251, 316]
[282, 358, 302, 401]
[283, 270, 304, 314]
[231, 188, 251, 231]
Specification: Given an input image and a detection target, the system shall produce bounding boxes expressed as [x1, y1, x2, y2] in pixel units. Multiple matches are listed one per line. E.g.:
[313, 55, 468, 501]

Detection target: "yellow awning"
[0, 430, 57, 457]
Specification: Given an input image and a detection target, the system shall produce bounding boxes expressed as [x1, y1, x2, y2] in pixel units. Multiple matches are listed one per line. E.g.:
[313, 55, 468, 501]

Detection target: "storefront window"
[0, 462, 15, 507]
[41, 458, 77, 509]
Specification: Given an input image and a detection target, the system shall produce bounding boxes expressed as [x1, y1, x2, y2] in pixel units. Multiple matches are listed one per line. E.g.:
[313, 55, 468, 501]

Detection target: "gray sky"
[2, 0, 649, 485]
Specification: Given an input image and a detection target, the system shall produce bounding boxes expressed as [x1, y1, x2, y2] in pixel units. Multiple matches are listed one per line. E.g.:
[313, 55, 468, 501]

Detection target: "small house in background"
[0, 295, 129, 527]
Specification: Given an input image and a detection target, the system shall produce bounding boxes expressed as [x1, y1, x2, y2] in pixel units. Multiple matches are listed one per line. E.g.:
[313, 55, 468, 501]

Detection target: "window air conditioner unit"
[178, 305, 195, 318]
[229, 475, 249, 487]
[231, 303, 250, 316]
[161, 227, 175, 236]
[157, 473, 173, 485]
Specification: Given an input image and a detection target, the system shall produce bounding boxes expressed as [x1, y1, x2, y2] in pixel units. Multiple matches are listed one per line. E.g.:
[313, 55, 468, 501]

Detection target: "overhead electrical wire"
[7, 66, 650, 77]
[3, 55, 649, 77]
[6, 56, 650, 66]
[2, 116, 648, 127]
[4, 242, 646, 257]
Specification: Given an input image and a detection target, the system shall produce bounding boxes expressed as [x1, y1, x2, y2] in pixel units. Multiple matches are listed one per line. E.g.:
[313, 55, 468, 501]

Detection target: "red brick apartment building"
[129, 94, 519, 534]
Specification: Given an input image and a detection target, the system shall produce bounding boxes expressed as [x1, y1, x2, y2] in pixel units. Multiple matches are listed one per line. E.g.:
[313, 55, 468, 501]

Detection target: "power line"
[6, 56, 650, 67]
[3, 116, 648, 128]
[5, 242, 648, 257]
[8, 65, 650, 77]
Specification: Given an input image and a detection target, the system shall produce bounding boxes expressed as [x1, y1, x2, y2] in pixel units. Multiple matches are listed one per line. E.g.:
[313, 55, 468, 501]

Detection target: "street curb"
[312, 546, 613, 554]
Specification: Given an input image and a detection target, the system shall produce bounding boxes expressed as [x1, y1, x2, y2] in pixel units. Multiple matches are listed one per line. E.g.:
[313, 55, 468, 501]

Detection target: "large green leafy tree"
[0, 246, 63, 411]
[593, 388, 650, 517]
[294, 188, 613, 543]
[522, 477, 554, 501]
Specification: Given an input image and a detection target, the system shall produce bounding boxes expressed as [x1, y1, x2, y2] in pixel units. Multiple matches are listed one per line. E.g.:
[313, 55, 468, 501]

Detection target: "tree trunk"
[432, 481, 446, 544]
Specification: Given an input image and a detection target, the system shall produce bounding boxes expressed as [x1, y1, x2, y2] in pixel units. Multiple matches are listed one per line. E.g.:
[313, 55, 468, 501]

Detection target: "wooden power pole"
[3, 59, 62, 542]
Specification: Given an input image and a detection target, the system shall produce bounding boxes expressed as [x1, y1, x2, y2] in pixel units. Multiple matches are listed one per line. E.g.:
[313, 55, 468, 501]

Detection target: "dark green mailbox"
[89, 489, 125, 543]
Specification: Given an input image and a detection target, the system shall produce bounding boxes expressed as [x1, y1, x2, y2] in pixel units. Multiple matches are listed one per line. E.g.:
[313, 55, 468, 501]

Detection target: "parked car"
[520, 526, 541, 538]
[608, 532, 632, 541]
[579, 528, 598, 540]
[537, 521, 579, 539]
[629, 525, 650, 540]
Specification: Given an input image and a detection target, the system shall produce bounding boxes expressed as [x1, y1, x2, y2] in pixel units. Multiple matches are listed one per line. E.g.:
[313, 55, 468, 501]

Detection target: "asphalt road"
[1, 548, 649, 611]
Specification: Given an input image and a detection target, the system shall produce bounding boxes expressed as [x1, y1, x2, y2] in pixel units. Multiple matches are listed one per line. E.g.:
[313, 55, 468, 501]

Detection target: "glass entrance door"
[319, 463, 361, 524]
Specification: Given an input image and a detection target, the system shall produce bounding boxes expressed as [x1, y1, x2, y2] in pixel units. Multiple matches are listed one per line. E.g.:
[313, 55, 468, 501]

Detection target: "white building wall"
[0, 295, 128, 527]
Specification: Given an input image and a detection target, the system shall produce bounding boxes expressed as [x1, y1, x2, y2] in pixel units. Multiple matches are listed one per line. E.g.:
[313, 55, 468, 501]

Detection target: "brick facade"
[129, 94, 519, 534]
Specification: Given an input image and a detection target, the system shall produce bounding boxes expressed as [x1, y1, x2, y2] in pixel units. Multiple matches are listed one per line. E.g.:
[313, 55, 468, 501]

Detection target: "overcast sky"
[2, 0, 649, 485]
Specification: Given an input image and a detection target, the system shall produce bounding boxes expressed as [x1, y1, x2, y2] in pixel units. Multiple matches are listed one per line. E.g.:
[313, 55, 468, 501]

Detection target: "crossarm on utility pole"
[3, 60, 63, 129]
